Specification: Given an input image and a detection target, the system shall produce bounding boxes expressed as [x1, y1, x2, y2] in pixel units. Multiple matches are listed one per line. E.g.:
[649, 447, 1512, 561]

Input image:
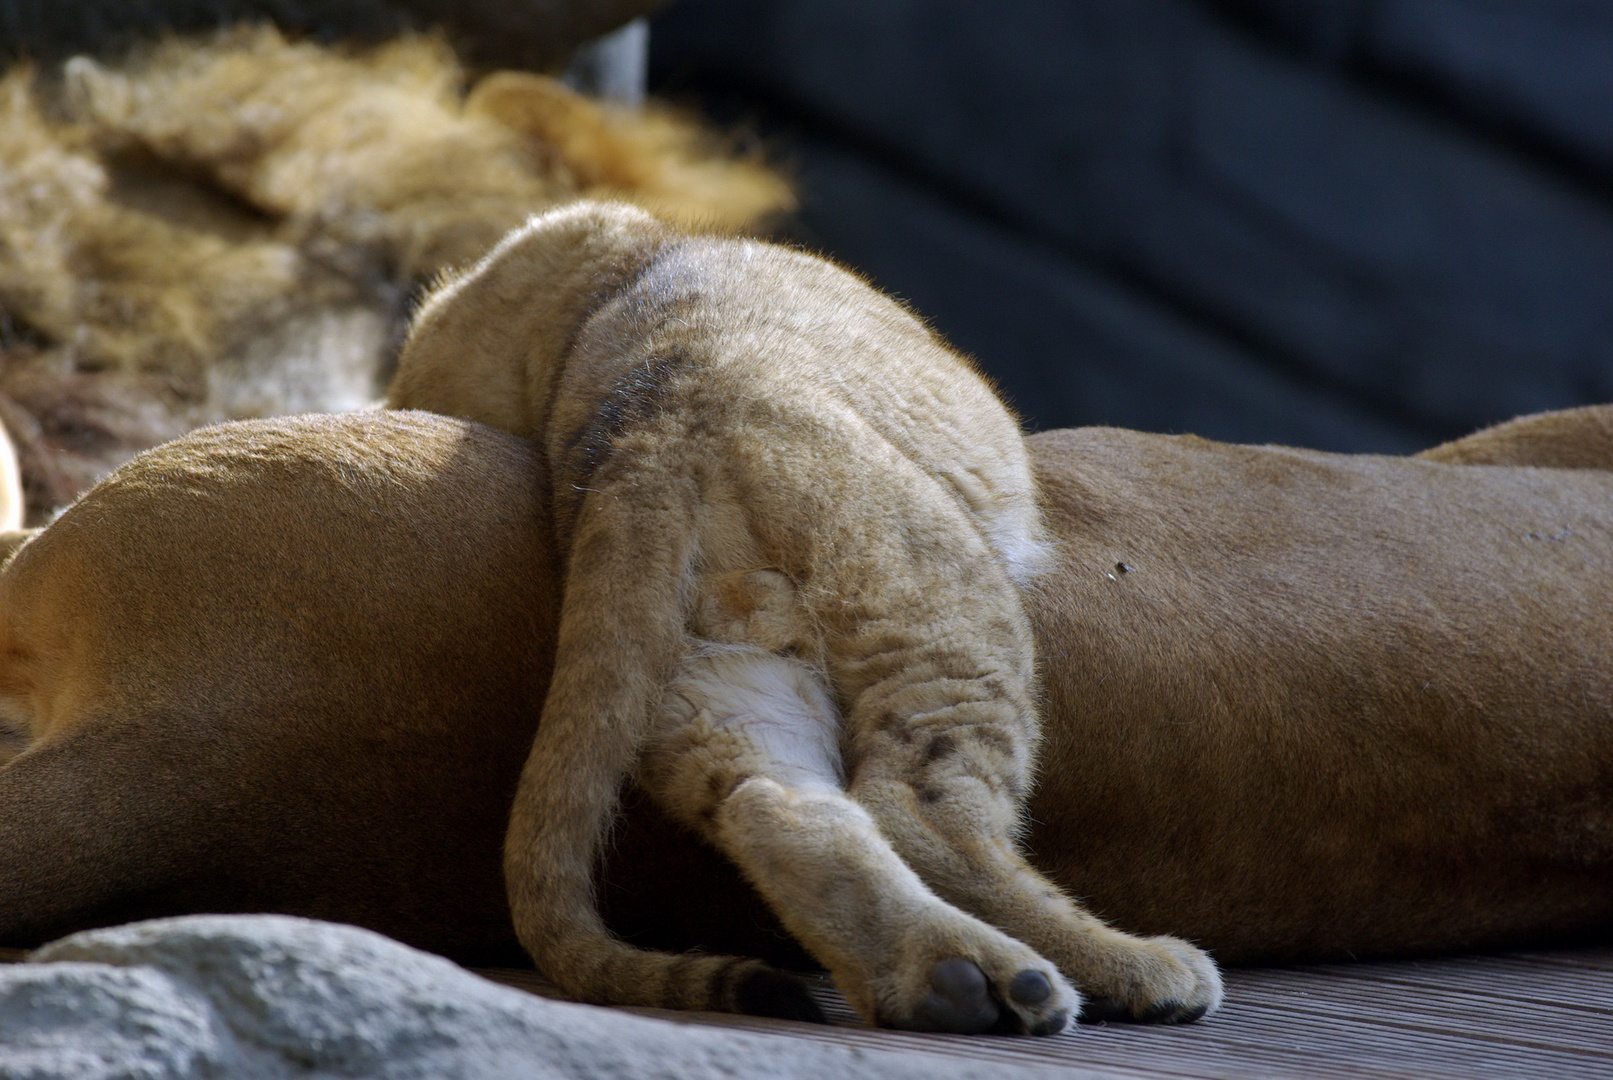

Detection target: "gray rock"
[0, 915, 1074, 1080]
[0, 962, 228, 1080]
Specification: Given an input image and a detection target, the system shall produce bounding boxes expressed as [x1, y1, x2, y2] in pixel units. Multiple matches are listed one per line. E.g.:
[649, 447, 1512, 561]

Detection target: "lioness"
[385, 200, 1216, 1033]
[0, 408, 1610, 1030]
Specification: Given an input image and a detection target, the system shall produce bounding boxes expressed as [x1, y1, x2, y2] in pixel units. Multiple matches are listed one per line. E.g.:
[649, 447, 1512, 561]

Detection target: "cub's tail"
[501, 479, 823, 1022]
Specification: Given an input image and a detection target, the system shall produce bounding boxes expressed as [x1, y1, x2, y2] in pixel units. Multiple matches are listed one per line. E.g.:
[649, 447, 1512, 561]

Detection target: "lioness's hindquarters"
[388, 200, 1220, 1032]
[0, 413, 557, 956]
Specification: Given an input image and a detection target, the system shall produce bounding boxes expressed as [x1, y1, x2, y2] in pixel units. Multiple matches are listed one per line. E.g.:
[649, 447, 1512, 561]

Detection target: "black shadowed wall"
[0, 0, 664, 71]
[650, 0, 1613, 452]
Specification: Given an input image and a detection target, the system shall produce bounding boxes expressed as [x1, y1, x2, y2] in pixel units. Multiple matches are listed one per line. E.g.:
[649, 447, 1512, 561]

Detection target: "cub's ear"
[387, 200, 676, 436]
[387, 245, 536, 436]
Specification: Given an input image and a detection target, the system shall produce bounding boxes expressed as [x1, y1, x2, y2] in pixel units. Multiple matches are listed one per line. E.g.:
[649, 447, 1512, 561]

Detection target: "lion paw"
[1074, 935, 1222, 1024]
[872, 937, 1078, 1036]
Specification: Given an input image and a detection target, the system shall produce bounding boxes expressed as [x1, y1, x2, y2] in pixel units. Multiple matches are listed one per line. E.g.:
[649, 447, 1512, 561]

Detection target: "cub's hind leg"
[838, 567, 1223, 1024]
[812, 507, 1222, 1024]
[640, 627, 1078, 1035]
[499, 481, 830, 1022]
[734, 438, 1225, 1027]
[851, 742, 1223, 1024]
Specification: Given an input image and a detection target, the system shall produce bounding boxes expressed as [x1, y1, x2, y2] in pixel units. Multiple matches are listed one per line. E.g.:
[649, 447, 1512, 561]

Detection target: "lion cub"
[388, 202, 1221, 1033]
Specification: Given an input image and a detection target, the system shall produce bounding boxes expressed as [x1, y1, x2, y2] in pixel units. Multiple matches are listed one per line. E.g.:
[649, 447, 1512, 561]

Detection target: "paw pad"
[910, 958, 999, 1034]
[1136, 999, 1185, 1024]
[1078, 996, 1131, 1023]
[1008, 969, 1052, 1006]
[1079, 995, 1210, 1025]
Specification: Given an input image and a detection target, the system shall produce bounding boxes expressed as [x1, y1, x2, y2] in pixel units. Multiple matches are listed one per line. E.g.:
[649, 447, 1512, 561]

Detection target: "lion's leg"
[850, 737, 1223, 1024]
[500, 478, 833, 1022]
[640, 646, 1077, 1035]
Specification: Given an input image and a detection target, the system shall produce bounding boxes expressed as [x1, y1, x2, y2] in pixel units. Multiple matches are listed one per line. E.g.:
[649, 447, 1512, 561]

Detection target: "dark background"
[649, 0, 1613, 453]
[8, 0, 1609, 454]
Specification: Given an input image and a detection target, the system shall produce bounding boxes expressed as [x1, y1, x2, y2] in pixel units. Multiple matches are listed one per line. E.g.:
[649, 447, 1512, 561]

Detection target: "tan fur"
[0, 28, 791, 524]
[0, 407, 1609, 1023]
[1021, 423, 1613, 964]
[65, 27, 790, 274]
[466, 71, 793, 233]
[0, 65, 351, 381]
[0, 412, 556, 954]
[387, 201, 1221, 1032]
[1416, 403, 1613, 469]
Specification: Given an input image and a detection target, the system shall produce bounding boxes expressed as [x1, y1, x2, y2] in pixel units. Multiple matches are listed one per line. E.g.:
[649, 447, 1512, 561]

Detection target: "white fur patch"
[938, 466, 1052, 586]
[669, 645, 844, 791]
[991, 519, 1054, 586]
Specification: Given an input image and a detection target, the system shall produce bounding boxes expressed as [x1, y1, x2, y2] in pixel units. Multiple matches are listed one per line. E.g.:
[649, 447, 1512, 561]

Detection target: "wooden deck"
[6, 944, 1610, 1077]
[481, 949, 1613, 1079]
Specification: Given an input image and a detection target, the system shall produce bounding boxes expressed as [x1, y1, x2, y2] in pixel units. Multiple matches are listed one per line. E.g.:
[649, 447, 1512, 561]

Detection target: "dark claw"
[1008, 969, 1052, 1006]
[733, 967, 827, 1024]
[1029, 1008, 1070, 1036]
[1077, 996, 1132, 1023]
[1136, 999, 1185, 1024]
[1082, 995, 1204, 1024]
[909, 958, 999, 1034]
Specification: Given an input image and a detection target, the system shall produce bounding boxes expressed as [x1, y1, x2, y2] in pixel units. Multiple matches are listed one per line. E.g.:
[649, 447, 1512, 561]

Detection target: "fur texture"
[0, 27, 790, 523]
[0, 407, 1608, 1020]
[387, 201, 1222, 1033]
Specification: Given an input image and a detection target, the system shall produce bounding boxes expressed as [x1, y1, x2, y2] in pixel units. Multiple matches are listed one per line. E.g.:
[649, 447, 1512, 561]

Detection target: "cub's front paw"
[1075, 934, 1222, 1024]
[871, 933, 1079, 1036]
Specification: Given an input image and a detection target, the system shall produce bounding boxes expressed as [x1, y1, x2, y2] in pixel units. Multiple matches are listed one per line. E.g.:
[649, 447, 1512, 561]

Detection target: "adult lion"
[0, 405, 1608, 1028]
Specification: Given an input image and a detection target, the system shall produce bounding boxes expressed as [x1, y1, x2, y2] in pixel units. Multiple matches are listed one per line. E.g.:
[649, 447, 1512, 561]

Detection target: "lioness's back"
[1026, 425, 1613, 960]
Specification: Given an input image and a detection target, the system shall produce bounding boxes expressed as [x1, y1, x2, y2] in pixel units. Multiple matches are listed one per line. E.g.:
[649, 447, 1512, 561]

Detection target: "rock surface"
[0, 915, 1069, 1079]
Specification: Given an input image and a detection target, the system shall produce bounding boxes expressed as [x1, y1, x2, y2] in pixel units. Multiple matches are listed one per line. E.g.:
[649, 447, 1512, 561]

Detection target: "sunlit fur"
[388, 201, 1223, 1033]
[1, 407, 1611, 1020]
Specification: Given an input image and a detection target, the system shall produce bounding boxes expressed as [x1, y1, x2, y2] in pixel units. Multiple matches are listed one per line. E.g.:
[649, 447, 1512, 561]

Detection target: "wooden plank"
[475, 953, 1613, 1080]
